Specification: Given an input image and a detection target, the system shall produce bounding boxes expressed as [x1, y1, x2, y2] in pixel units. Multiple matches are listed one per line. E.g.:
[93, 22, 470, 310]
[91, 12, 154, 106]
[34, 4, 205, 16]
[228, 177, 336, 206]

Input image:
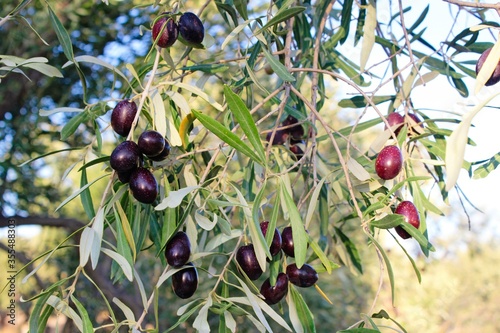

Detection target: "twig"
[398, 0, 424, 88]
[443, 0, 500, 13]
[289, 85, 364, 219]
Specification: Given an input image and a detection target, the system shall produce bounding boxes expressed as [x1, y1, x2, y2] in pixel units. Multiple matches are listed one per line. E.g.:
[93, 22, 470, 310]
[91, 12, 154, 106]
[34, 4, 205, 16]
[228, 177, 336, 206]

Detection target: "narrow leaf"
[367, 233, 395, 305]
[115, 201, 137, 262]
[22, 62, 63, 78]
[235, 276, 273, 332]
[338, 95, 395, 108]
[473, 152, 500, 179]
[63, 55, 129, 82]
[398, 221, 435, 252]
[347, 158, 371, 181]
[445, 91, 500, 190]
[46, 295, 83, 332]
[60, 112, 88, 140]
[192, 298, 212, 333]
[79, 227, 95, 268]
[370, 214, 404, 229]
[224, 85, 266, 162]
[288, 286, 316, 333]
[360, 0, 376, 72]
[222, 20, 252, 50]
[47, 3, 74, 61]
[261, 46, 295, 82]
[113, 297, 136, 323]
[19, 147, 83, 167]
[152, 89, 167, 137]
[90, 208, 104, 269]
[155, 186, 200, 210]
[102, 248, 134, 281]
[55, 174, 109, 212]
[80, 168, 95, 220]
[29, 288, 55, 333]
[71, 295, 93, 333]
[232, 183, 269, 271]
[280, 178, 307, 268]
[192, 110, 264, 165]
[163, 81, 224, 111]
[254, 6, 305, 35]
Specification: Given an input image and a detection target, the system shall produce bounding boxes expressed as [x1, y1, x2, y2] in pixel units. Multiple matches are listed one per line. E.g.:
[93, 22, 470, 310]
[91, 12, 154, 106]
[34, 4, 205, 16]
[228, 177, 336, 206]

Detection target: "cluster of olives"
[109, 99, 171, 204]
[374, 111, 424, 239]
[164, 231, 198, 299]
[266, 115, 306, 158]
[476, 46, 500, 86]
[236, 221, 318, 305]
[152, 11, 204, 48]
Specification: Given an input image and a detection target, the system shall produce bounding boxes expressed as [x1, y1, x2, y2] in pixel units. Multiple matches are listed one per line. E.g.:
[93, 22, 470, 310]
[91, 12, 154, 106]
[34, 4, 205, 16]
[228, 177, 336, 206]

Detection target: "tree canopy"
[1, 0, 500, 332]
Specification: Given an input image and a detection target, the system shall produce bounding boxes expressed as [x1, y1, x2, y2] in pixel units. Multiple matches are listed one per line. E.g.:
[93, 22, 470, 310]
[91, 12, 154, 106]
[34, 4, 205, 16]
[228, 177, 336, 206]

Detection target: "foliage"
[1, 0, 500, 332]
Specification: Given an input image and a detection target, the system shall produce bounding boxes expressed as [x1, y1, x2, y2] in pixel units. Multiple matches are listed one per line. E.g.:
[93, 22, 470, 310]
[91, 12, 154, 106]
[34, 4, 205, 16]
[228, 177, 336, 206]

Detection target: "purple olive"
[282, 115, 304, 140]
[266, 130, 288, 146]
[260, 273, 289, 305]
[129, 167, 158, 204]
[281, 226, 309, 257]
[111, 100, 137, 137]
[178, 12, 204, 45]
[149, 138, 171, 162]
[476, 47, 500, 86]
[152, 13, 178, 48]
[286, 263, 318, 288]
[385, 112, 404, 136]
[165, 231, 191, 268]
[138, 130, 165, 157]
[289, 142, 305, 159]
[394, 201, 420, 239]
[172, 262, 198, 299]
[236, 244, 263, 280]
[375, 145, 403, 180]
[407, 113, 424, 129]
[117, 169, 133, 183]
[260, 221, 282, 257]
[110, 141, 141, 172]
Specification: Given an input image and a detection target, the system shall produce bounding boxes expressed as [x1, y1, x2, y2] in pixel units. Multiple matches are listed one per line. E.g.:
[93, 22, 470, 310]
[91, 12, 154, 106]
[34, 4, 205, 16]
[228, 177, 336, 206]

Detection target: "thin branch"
[443, 0, 500, 11]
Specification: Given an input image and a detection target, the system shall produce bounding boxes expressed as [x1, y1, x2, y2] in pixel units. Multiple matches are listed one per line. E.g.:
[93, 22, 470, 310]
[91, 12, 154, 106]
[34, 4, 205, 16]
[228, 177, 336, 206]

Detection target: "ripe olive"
[286, 263, 318, 288]
[266, 130, 288, 146]
[282, 115, 304, 140]
[117, 170, 133, 184]
[152, 13, 178, 48]
[289, 142, 305, 159]
[281, 226, 309, 257]
[385, 112, 404, 136]
[110, 141, 141, 172]
[129, 167, 158, 204]
[172, 262, 198, 299]
[260, 221, 282, 257]
[407, 113, 424, 129]
[138, 130, 165, 157]
[149, 138, 171, 162]
[476, 47, 500, 86]
[236, 244, 263, 280]
[375, 145, 403, 180]
[178, 12, 204, 45]
[260, 273, 289, 305]
[394, 201, 420, 239]
[111, 100, 137, 137]
[165, 231, 191, 268]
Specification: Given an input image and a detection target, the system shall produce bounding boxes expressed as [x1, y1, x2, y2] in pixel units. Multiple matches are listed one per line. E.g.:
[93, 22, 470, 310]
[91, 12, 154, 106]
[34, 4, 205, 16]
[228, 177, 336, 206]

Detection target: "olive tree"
[2, 0, 500, 332]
